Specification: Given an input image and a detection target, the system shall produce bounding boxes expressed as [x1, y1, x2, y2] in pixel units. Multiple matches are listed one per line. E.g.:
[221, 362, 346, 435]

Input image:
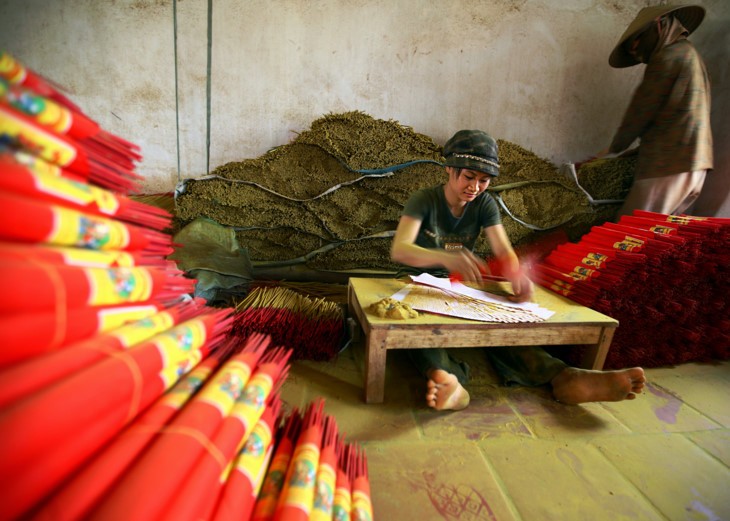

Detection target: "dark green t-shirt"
[396, 185, 501, 278]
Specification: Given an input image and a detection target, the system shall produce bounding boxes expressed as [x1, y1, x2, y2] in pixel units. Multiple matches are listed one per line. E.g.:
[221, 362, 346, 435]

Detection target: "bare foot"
[426, 369, 470, 411]
[551, 366, 646, 405]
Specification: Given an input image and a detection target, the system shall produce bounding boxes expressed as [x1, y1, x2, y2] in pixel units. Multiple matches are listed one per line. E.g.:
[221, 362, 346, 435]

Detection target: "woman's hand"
[443, 249, 489, 283]
[507, 271, 534, 302]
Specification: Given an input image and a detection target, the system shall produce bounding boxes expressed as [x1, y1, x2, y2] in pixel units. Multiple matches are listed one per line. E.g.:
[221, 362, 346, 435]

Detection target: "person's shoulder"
[655, 39, 700, 64]
[405, 184, 441, 211]
[410, 185, 441, 201]
[476, 190, 498, 208]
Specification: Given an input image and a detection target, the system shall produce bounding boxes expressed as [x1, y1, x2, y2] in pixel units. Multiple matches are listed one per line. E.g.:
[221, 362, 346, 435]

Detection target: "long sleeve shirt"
[609, 39, 713, 179]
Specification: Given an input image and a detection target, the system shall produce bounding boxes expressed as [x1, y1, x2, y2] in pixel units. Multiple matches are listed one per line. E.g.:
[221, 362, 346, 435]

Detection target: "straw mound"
[293, 110, 443, 170]
[175, 111, 634, 273]
[577, 155, 637, 201]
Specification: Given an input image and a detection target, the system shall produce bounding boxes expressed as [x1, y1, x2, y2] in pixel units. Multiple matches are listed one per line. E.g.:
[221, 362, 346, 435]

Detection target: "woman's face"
[448, 167, 492, 202]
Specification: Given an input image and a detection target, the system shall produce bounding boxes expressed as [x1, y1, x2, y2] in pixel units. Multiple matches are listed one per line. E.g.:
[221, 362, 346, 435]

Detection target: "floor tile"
[599, 381, 722, 433]
[478, 438, 664, 521]
[279, 338, 730, 520]
[593, 433, 730, 521]
[415, 385, 532, 441]
[366, 441, 517, 521]
[685, 429, 730, 467]
[508, 387, 632, 439]
[647, 362, 730, 427]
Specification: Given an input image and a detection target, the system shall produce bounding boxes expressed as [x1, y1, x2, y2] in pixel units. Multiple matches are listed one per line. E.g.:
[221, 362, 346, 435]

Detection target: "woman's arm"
[484, 224, 533, 302]
[391, 215, 488, 282]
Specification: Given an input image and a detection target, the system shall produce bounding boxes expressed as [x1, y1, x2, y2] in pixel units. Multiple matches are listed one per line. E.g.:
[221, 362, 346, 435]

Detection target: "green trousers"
[408, 346, 568, 387]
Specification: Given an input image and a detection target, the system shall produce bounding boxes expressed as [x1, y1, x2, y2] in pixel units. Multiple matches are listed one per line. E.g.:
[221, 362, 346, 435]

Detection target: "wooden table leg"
[580, 326, 615, 370]
[364, 330, 388, 404]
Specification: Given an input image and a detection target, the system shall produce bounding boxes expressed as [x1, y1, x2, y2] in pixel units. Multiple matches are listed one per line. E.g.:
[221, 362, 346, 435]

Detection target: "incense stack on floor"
[233, 285, 346, 361]
[533, 210, 730, 369]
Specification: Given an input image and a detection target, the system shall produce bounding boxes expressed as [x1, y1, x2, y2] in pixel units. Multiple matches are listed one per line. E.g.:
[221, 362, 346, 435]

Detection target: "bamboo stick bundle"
[211, 396, 283, 521]
[253, 280, 349, 304]
[0, 310, 233, 520]
[87, 333, 270, 521]
[0, 298, 206, 406]
[29, 351, 226, 521]
[233, 286, 345, 361]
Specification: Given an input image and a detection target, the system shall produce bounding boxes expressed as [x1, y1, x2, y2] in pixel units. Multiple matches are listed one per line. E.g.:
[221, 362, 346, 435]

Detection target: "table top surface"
[349, 277, 618, 329]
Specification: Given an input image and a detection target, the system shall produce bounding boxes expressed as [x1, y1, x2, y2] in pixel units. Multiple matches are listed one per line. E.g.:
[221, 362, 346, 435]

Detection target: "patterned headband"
[450, 153, 499, 170]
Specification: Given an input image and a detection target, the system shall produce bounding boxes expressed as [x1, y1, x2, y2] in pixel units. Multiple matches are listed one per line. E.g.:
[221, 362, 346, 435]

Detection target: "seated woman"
[391, 129, 646, 410]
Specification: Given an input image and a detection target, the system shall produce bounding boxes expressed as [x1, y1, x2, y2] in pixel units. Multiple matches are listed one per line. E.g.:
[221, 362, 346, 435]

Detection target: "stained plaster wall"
[1, 0, 728, 216]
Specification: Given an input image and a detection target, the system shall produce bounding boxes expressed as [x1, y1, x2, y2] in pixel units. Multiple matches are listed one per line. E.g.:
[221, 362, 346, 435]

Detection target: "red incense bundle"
[546, 249, 610, 270]
[0, 261, 193, 313]
[619, 215, 679, 235]
[0, 103, 142, 193]
[210, 397, 282, 521]
[332, 441, 354, 521]
[556, 241, 618, 259]
[160, 347, 292, 521]
[309, 415, 339, 521]
[0, 53, 142, 172]
[0, 299, 204, 406]
[351, 445, 374, 521]
[87, 333, 269, 521]
[234, 286, 345, 361]
[1, 77, 139, 164]
[273, 399, 326, 521]
[31, 352, 225, 521]
[543, 254, 601, 279]
[0, 154, 171, 231]
[0, 241, 166, 268]
[6, 147, 87, 184]
[0, 300, 162, 369]
[0, 51, 85, 116]
[0, 311, 232, 520]
[251, 410, 303, 521]
[0, 190, 171, 254]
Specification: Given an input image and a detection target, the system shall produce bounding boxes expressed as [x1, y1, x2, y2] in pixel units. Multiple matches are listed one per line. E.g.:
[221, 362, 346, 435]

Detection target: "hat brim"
[444, 157, 499, 177]
[609, 4, 705, 68]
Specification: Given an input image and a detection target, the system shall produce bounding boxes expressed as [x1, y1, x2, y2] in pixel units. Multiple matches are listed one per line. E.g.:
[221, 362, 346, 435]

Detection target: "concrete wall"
[1, 0, 728, 216]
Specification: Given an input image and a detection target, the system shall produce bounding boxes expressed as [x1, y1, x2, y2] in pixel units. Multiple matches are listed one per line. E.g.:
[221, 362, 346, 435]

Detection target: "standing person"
[391, 129, 646, 411]
[600, 4, 712, 218]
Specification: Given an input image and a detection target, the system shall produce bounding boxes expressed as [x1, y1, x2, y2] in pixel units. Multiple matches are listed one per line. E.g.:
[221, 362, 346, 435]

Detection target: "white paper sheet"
[390, 273, 554, 322]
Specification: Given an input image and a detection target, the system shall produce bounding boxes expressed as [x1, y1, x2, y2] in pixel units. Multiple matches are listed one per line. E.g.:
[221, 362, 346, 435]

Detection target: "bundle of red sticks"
[533, 210, 730, 369]
[252, 399, 373, 521]
[233, 286, 346, 362]
[0, 52, 373, 520]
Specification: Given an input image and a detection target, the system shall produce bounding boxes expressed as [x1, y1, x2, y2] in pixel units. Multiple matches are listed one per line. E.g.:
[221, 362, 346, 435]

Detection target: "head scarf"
[628, 14, 689, 64]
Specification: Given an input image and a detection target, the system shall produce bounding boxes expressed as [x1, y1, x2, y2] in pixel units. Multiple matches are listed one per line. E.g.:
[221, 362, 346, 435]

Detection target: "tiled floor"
[280, 342, 730, 521]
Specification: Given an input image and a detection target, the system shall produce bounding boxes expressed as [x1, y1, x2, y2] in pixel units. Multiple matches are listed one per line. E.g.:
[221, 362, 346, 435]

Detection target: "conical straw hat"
[609, 4, 705, 68]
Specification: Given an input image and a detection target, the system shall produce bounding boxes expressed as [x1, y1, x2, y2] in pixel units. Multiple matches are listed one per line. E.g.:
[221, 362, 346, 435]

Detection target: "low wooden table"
[347, 277, 618, 403]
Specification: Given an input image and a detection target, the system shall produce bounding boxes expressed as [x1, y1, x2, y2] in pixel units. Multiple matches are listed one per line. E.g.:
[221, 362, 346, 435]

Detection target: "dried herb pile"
[175, 111, 635, 273]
